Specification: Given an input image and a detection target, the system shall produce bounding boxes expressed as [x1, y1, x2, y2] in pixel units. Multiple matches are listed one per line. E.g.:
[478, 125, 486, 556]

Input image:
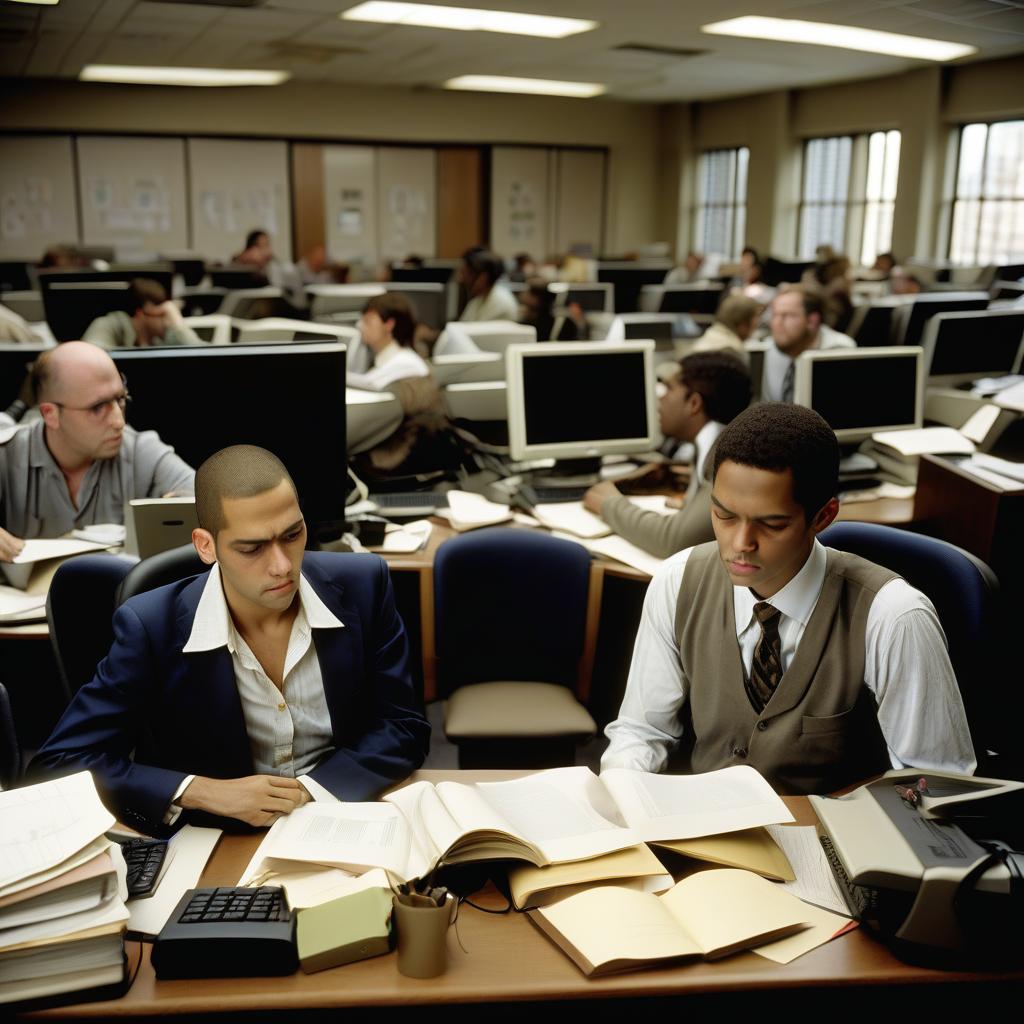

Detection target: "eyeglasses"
[53, 374, 131, 419]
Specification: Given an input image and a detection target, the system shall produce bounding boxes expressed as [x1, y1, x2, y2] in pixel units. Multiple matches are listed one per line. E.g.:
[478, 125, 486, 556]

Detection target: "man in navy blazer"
[30, 445, 430, 835]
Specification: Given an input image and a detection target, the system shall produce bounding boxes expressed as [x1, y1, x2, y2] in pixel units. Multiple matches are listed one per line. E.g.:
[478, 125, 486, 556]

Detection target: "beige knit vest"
[674, 542, 897, 795]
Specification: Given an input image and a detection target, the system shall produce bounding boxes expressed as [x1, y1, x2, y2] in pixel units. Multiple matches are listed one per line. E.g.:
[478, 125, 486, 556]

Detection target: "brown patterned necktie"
[746, 601, 783, 713]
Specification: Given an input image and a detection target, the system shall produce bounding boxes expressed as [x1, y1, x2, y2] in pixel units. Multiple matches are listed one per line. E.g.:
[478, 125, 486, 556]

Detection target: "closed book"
[296, 887, 393, 974]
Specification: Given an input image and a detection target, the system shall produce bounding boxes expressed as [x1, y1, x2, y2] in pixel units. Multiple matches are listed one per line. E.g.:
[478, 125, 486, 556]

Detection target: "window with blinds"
[693, 147, 748, 261]
[949, 120, 1024, 265]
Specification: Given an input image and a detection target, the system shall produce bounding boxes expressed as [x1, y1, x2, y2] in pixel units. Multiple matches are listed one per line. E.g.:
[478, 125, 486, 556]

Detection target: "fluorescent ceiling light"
[8, 0, 60, 5]
[701, 16, 976, 62]
[342, 2, 596, 39]
[443, 75, 604, 98]
[79, 65, 290, 87]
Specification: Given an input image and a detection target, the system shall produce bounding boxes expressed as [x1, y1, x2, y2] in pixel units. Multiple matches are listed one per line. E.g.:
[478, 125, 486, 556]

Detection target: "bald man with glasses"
[0, 341, 195, 561]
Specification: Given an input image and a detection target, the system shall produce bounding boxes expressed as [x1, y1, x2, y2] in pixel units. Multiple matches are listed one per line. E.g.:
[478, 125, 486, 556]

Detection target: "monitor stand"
[528, 456, 602, 488]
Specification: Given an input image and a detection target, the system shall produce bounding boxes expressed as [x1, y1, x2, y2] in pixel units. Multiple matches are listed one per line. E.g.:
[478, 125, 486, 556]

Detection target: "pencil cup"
[392, 894, 456, 979]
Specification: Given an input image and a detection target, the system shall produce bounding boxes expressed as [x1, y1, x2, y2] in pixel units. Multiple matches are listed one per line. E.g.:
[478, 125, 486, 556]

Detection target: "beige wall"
[0, 77, 661, 255]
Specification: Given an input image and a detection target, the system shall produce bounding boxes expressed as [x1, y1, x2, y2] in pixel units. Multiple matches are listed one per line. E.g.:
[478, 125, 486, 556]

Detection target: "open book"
[242, 765, 793, 885]
[530, 868, 811, 976]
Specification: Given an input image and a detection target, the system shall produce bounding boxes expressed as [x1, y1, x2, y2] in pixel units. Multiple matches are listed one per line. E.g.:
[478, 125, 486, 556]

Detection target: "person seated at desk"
[0, 342, 194, 561]
[347, 294, 429, 391]
[583, 352, 751, 558]
[691, 294, 759, 362]
[762, 286, 855, 403]
[601, 403, 976, 795]
[82, 277, 200, 349]
[29, 444, 431, 834]
[458, 249, 519, 323]
[664, 250, 706, 286]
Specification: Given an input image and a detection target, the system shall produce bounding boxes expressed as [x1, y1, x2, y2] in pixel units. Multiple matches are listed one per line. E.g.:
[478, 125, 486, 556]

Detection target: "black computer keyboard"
[119, 838, 168, 899]
[528, 486, 590, 503]
[152, 886, 298, 979]
[370, 492, 450, 512]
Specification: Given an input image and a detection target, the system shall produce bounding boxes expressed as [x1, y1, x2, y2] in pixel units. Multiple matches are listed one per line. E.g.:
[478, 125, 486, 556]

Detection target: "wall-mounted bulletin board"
[76, 136, 189, 256]
[323, 145, 378, 268]
[491, 146, 554, 260]
[188, 138, 292, 262]
[377, 147, 436, 262]
[0, 135, 79, 261]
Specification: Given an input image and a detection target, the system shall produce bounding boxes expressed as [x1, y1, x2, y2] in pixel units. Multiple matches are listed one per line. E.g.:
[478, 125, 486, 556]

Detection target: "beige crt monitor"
[505, 341, 657, 462]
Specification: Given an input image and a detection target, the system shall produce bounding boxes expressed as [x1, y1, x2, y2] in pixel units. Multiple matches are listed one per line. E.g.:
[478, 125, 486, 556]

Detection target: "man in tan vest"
[602, 403, 975, 794]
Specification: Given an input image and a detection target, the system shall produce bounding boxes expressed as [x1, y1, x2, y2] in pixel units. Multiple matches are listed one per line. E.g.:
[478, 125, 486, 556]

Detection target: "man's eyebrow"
[710, 494, 792, 522]
[230, 519, 305, 546]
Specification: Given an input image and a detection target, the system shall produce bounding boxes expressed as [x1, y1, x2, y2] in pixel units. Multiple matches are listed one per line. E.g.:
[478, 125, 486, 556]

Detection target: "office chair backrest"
[433, 528, 593, 698]
[182, 314, 232, 345]
[47, 554, 137, 699]
[819, 521, 1000, 751]
[0, 682, 21, 789]
[116, 545, 209, 607]
[218, 287, 286, 320]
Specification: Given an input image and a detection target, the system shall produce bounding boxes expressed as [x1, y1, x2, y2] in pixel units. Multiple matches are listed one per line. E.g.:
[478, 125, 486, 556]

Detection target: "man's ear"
[38, 401, 60, 430]
[811, 497, 840, 535]
[192, 528, 217, 566]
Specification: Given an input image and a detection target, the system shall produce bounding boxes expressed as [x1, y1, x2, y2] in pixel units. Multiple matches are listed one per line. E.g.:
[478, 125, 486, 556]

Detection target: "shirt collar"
[693, 419, 724, 484]
[183, 562, 343, 654]
[732, 538, 827, 637]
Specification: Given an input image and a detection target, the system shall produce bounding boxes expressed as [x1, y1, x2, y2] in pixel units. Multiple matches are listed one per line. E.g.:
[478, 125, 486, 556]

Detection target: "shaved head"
[195, 445, 298, 537]
[33, 341, 119, 404]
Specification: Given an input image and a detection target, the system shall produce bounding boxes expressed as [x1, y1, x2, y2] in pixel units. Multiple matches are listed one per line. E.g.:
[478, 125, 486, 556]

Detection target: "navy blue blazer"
[29, 552, 430, 835]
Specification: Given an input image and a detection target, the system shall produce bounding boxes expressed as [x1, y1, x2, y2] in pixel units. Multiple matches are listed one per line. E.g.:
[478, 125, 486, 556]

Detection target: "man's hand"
[178, 775, 310, 827]
[0, 527, 25, 563]
[582, 481, 620, 518]
[154, 299, 184, 329]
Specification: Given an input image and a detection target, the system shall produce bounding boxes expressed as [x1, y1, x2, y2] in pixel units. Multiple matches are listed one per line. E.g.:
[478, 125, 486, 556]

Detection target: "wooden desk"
[25, 773, 1023, 1019]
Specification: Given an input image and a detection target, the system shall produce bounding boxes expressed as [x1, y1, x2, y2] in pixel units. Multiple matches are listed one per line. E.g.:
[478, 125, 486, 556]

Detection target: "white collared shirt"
[347, 342, 429, 391]
[689, 419, 724, 497]
[169, 564, 344, 818]
[602, 539, 976, 776]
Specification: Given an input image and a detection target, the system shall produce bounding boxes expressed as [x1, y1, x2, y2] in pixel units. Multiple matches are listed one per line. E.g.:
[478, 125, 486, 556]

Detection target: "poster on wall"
[508, 179, 540, 246]
[1, 177, 57, 242]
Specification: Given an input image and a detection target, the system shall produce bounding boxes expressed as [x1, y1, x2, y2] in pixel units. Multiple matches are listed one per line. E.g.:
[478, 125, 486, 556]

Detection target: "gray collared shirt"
[0, 419, 195, 539]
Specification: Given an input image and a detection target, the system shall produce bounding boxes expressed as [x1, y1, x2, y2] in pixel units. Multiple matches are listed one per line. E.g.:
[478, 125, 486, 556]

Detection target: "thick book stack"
[0, 772, 129, 1006]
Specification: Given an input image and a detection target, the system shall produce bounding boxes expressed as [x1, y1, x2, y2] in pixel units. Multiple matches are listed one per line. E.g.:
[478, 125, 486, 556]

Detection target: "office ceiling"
[1, 0, 1023, 102]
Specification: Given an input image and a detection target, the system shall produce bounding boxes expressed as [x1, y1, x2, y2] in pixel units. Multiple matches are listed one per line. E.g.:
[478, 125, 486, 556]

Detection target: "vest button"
[757, 720, 769, 731]
[733, 747, 748, 758]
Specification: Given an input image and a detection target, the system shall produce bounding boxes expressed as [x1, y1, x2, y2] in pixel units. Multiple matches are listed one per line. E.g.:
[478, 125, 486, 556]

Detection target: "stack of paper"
[0, 538, 115, 591]
[865, 427, 975, 484]
[0, 773, 128, 1005]
[438, 491, 513, 532]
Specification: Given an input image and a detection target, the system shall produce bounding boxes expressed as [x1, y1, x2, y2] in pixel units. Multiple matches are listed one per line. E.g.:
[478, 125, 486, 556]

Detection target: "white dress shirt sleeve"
[297, 775, 340, 804]
[601, 549, 692, 773]
[865, 579, 977, 774]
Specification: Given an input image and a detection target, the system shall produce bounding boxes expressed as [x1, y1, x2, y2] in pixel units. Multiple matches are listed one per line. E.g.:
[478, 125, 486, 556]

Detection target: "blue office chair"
[433, 528, 598, 769]
[116, 544, 208, 606]
[46, 553, 137, 699]
[819, 521, 1003, 771]
[0, 681, 21, 789]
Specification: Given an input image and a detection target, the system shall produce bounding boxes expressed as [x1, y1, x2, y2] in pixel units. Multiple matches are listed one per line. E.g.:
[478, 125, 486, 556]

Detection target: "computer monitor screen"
[794, 347, 923, 444]
[43, 281, 132, 342]
[389, 266, 454, 286]
[564, 286, 611, 313]
[597, 265, 673, 313]
[506, 341, 656, 461]
[896, 293, 989, 347]
[0, 343, 47, 411]
[0, 261, 32, 292]
[923, 309, 1024, 386]
[623, 319, 674, 345]
[762, 258, 814, 287]
[659, 286, 724, 315]
[110, 342, 347, 529]
[38, 266, 174, 296]
[385, 284, 446, 329]
[208, 266, 267, 289]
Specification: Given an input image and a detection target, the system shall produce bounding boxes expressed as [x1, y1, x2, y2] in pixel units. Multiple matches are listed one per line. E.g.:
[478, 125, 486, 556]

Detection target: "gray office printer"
[811, 769, 1024, 964]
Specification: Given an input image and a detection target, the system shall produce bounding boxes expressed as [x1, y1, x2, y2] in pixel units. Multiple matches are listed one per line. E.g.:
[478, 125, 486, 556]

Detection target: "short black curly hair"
[711, 402, 839, 521]
[679, 351, 751, 425]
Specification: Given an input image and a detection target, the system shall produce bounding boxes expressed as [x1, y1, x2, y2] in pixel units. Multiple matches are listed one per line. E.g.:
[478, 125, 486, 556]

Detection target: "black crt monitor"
[0, 261, 33, 293]
[561, 285, 612, 313]
[762, 258, 814, 287]
[207, 266, 268, 289]
[852, 301, 902, 347]
[384, 283, 446, 329]
[990, 281, 1024, 302]
[506, 341, 657, 465]
[994, 263, 1024, 283]
[894, 292, 989, 347]
[597, 264, 673, 313]
[793, 347, 923, 445]
[43, 281, 133, 342]
[38, 266, 175, 296]
[659, 285, 724, 315]
[0, 343, 47, 410]
[623, 319, 674, 346]
[389, 266, 454, 286]
[167, 259, 206, 287]
[110, 342, 348, 530]
[923, 309, 1024, 387]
